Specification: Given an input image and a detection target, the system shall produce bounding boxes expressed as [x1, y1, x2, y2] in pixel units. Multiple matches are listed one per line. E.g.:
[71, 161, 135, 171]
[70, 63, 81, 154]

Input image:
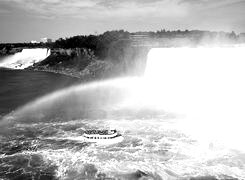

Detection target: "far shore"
[0, 67, 82, 79]
[31, 68, 82, 79]
[25, 67, 118, 83]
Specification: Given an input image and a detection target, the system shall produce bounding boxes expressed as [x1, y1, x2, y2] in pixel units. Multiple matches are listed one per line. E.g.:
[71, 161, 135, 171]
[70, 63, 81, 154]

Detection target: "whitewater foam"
[13, 118, 244, 180]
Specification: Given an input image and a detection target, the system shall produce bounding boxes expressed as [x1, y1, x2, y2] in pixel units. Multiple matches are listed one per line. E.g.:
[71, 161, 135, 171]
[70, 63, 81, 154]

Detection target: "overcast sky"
[0, 0, 245, 42]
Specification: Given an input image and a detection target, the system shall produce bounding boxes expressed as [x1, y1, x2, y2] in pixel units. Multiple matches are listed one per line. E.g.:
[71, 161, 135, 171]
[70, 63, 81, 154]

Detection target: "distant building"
[130, 32, 152, 46]
[239, 33, 245, 42]
[40, 38, 52, 43]
[30, 40, 39, 44]
[240, 33, 245, 37]
[47, 38, 52, 43]
[130, 32, 150, 41]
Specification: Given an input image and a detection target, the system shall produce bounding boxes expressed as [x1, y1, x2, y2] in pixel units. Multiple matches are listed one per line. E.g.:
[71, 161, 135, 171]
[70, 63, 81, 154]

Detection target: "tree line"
[0, 29, 241, 59]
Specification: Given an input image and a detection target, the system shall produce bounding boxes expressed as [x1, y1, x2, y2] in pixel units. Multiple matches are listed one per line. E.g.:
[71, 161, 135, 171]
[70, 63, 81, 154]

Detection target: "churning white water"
[144, 47, 245, 152]
[0, 48, 50, 69]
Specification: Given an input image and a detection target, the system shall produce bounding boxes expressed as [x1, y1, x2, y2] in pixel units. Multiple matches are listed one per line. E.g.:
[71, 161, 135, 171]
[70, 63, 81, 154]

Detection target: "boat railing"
[84, 136, 118, 139]
[83, 129, 121, 139]
[84, 130, 117, 135]
[84, 132, 118, 138]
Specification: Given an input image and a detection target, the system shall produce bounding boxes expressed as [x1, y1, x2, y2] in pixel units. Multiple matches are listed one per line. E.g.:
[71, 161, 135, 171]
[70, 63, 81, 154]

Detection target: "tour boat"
[82, 129, 124, 144]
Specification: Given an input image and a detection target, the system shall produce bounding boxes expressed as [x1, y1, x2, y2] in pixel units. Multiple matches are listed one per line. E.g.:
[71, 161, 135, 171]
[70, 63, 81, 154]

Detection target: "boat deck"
[84, 130, 116, 135]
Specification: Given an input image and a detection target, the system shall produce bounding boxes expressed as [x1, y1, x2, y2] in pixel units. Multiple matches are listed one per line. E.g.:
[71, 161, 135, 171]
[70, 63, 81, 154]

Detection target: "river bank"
[26, 58, 121, 82]
[30, 68, 82, 79]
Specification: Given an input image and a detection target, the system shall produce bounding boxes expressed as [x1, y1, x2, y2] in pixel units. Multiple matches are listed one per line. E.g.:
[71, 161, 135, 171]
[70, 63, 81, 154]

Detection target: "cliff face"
[27, 47, 150, 80]
[27, 48, 116, 80]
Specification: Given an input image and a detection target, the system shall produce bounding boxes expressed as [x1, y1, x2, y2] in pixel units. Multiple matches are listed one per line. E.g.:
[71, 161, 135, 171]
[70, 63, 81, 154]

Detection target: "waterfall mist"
[144, 46, 245, 151]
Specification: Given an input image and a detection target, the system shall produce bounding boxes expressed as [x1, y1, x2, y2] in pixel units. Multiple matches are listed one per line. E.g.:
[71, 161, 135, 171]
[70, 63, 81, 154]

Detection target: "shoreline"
[26, 67, 117, 83]
[1, 67, 134, 82]
[30, 68, 82, 79]
[0, 67, 82, 79]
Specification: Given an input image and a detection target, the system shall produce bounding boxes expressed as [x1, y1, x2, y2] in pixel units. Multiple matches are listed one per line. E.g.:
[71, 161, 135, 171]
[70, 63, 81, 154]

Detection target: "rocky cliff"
[27, 46, 149, 81]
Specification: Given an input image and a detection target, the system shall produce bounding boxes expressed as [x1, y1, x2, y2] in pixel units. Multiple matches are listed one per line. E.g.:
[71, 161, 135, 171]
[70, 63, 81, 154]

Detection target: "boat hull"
[83, 135, 124, 145]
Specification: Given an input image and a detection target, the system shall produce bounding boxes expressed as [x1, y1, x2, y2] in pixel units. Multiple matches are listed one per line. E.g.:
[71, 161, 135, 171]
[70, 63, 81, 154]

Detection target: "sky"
[0, 0, 245, 43]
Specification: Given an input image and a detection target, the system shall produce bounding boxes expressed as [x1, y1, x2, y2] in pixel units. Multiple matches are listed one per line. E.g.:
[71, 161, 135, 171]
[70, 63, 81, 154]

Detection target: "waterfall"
[0, 48, 50, 69]
[144, 46, 245, 151]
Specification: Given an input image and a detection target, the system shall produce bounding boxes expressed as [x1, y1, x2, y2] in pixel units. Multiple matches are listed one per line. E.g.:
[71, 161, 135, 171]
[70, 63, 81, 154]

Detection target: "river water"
[0, 69, 244, 180]
[1, 46, 245, 180]
[0, 69, 79, 116]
